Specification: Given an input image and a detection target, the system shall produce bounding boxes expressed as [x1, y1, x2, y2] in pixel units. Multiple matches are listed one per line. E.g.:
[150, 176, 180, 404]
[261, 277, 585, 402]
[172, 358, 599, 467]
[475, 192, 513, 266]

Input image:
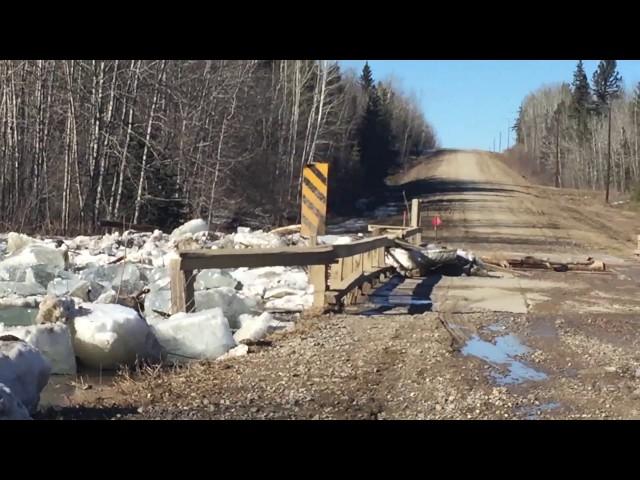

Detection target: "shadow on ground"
[34, 405, 138, 420]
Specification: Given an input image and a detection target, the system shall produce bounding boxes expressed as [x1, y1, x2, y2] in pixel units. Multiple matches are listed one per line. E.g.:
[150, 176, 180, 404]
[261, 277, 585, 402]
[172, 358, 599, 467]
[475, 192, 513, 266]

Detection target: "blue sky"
[339, 60, 640, 151]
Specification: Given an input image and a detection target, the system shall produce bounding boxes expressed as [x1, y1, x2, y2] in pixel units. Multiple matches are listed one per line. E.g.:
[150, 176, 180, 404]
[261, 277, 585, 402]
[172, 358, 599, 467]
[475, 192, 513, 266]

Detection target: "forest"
[0, 60, 437, 234]
[509, 60, 640, 201]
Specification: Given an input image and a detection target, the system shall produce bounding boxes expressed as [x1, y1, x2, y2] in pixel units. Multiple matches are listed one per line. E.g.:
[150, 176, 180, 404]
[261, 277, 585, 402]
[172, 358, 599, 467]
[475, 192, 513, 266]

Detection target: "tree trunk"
[605, 105, 612, 203]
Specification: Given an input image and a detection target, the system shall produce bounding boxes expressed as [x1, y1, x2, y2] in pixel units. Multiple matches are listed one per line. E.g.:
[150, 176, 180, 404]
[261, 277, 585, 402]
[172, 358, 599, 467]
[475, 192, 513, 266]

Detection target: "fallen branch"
[107, 255, 126, 265]
[481, 255, 606, 272]
[269, 224, 301, 235]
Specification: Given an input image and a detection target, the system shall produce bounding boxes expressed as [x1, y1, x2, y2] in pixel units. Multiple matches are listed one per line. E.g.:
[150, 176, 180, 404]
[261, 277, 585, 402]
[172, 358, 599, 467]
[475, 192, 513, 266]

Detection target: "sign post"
[432, 215, 442, 241]
[300, 162, 329, 243]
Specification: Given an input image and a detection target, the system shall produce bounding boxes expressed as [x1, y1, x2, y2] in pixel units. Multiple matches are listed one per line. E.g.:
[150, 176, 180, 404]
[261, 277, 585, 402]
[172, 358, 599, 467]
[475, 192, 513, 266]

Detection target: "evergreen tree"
[569, 61, 593, 150]
[592, 60, 622, 114]
[359, 61, 375, 91]
[570, 60, 592, 112]
[512, 105, 523, 145]
[357, 64, 397, 195]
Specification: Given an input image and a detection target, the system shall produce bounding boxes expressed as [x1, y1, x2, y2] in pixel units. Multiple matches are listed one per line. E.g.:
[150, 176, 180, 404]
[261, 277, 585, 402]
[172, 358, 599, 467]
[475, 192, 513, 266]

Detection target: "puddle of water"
[370, 295, 433, 306]
[462, 334, 547, 385]
[0, 306, 38, 326]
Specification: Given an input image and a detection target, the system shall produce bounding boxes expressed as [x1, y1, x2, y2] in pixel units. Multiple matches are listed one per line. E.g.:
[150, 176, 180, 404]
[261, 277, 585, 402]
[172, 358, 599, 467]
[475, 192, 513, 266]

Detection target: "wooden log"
[483, 255, 606, 272]
[269, 224, 301, 235]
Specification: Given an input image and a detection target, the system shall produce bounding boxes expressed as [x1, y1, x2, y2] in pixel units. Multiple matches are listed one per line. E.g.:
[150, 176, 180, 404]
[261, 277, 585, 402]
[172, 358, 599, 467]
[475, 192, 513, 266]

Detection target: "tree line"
[509, 60, 640, 201]
[0, 60, 437, 234]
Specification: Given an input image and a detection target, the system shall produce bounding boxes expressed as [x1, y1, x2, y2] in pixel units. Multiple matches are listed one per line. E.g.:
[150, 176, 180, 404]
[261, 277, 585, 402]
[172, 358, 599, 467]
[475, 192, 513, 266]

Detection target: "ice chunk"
[194, 269, 237, 290]
[150, 308, 235, 363]
[231, 230, 284, 249]
[0, 244, 66, 271]
[196, 288, 260, 328]
[265, 293, 313, 312]
[144, 287, 259, 328]
[67, 235, 92, 250]
[0, 382, 31, 420]
[456, 248, 476, 263]
[386, 248, 418, 271]
[25, 264, 64, 287]
[216, 344, 248, 361]
[47, 277, 91, 301]
[143, 287, 171, 320]
[264, 286, 306, 299]
[150, 229, 164, 242]
[147, 267, 168, 285]
[6, 232, 41, 254]
[231, 266, 309, 297]
[317, 235, 354, 245]
[71, 303, 163, 370]
[170, 219, 209, 240]
[0, 338, 51, 413]
[79, 263, 142, 296]
[95, 289, 118, 304]
[0, 323, 76, 375]
[0, 295, 42, 309]
[0, 263, 62, 285]
[0, 281, 47, 297]
[69, 251, 113, 268]
[233, 312, 272, 343]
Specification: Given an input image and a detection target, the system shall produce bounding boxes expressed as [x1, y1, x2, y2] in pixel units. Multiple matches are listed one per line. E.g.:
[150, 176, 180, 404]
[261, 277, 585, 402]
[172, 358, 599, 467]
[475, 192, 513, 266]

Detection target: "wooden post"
[169, 258, 185, 314]
[410, 199, 422, 246]
[169, 257, 195, 314]
[410, 199, 419, 227]
[378, 246, 386, 268]
[309, 264, 327, 308]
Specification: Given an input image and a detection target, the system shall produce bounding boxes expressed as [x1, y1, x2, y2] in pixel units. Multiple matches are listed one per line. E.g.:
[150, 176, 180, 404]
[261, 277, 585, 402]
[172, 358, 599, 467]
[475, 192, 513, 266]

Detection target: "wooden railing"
[169, 199, 422, 314]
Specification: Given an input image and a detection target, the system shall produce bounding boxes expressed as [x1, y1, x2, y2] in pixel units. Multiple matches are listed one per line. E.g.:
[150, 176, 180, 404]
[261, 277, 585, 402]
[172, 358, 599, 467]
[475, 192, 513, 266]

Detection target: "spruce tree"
[569, 61, 593, 155]
[360, 62, 375, 92]
[592, 60, 622, 114]
[512, 105, 523, 145]
[357, 65, 397, 196]
[570, 60, 592, 112]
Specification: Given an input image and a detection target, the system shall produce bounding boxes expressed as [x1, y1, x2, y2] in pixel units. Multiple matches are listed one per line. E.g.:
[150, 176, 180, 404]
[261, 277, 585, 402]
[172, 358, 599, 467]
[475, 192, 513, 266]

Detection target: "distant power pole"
[605, 104, 612, 203]
[507, 123, 510, 149]
[493, 138, 496, 152]
[499, 131, 502, 152]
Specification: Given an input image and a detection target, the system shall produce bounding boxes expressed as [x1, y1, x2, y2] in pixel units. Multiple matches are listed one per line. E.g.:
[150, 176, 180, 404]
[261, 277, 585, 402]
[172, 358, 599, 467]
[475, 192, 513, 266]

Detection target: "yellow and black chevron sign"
[301, 162, 329, 237]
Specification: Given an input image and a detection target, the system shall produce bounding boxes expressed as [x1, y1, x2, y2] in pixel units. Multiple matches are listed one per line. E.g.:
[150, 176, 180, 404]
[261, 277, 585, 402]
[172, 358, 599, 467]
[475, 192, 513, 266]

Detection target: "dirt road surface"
[39, 150, 640, 420]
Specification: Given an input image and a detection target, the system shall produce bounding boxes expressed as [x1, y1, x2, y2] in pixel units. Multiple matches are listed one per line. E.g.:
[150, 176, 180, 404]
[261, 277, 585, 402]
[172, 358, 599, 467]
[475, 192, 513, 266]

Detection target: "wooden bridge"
[169, 199, 423, 314]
